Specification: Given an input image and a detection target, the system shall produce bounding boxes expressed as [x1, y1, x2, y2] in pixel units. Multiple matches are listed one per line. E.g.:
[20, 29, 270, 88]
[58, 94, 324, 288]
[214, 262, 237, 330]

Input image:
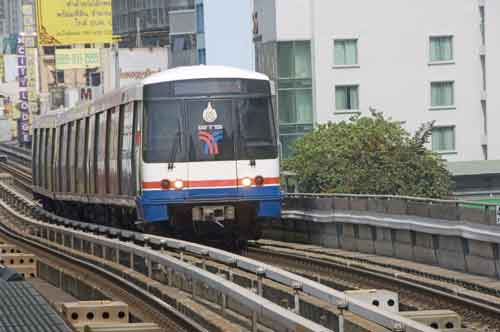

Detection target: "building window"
[56, 70, 65, 84]
[430, 36, 453, 62]
[432, 126, 455, 152]
[198, 48, 206, 65]
[334, 39, 358, 66]
[276, 41, 313, 159]
[335, 85, 359, 111]
[431, 81, 454, 107]
[279, 89, 313, 124]
[196, 3, 205, 33]
[278, 41, 312, 79]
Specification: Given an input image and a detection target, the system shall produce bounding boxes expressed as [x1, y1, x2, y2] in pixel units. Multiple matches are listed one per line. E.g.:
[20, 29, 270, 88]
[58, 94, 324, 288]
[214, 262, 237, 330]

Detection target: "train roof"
[143, 65, 269, 86]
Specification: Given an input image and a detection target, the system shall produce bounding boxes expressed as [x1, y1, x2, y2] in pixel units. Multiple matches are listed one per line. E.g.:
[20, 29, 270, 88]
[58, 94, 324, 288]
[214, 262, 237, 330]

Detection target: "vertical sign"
[17, 0, 38, 145]
[17, 39, 30, 144]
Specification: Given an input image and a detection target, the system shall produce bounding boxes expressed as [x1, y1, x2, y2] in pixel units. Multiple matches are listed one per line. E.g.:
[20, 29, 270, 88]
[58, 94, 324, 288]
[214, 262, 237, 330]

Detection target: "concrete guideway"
[0, 181, 440, 332]
[283, 194, 500, 280]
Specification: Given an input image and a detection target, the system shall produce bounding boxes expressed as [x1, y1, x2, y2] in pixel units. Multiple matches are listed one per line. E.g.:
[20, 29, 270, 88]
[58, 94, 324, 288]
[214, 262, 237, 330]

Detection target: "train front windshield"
[143, 79, 278, 163]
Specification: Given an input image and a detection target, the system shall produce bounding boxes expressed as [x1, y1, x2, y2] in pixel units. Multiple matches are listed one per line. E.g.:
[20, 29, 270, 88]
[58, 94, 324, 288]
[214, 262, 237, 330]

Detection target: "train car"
[32, 66, 281, 244]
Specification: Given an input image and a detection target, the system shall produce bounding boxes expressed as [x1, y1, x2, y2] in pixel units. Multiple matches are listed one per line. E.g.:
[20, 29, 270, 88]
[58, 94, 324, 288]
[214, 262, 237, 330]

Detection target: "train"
[32, 65, 282, 246]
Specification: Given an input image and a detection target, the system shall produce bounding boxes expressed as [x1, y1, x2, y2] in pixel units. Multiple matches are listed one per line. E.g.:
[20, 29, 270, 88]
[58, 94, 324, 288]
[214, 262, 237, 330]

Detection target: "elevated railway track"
[1, 143, 499, 331]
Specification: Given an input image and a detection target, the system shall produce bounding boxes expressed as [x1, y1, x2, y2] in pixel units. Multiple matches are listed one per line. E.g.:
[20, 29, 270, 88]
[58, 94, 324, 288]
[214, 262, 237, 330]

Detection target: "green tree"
[283, 111, 452, 198]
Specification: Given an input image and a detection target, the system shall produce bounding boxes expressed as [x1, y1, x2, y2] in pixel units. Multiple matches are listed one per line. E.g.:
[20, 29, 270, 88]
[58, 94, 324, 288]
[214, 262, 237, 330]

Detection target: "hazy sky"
[204, 0, 254, 70]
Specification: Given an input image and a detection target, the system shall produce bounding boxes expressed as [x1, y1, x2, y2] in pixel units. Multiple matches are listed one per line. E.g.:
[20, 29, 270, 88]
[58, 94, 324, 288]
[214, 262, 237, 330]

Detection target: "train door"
[185, 99, 237, 199]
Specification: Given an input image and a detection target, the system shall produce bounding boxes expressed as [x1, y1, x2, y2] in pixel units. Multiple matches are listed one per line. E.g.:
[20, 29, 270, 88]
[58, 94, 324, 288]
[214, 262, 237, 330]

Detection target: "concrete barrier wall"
[264, 219, 500, 279]
[285, 195, 499, 226]
[276, 197, 500, 279]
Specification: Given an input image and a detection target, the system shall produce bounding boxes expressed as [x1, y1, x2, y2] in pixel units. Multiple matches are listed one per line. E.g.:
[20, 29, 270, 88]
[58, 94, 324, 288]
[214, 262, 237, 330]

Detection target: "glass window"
[278, 89, 313, 124]
[431, 81, 454, 107]
[432, 127, 455, 151]
[280, 134, 302, 160]
[236, 98, 277, 160]
[430, 36, 453, 62]
[143, 100, 184, 163]
[294, 41, 312, 78]
[198, 48, 206, 65]
[278, 41, 311, 79]
[196, 3, 204, 33]
[334, 39, 358, 65]
[335, 85, 359, 110]
[278, 42, 294, 78]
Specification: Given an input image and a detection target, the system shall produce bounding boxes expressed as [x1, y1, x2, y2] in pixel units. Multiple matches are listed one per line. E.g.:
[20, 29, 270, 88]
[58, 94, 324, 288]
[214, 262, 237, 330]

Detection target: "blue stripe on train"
[137, 186, 282, 223]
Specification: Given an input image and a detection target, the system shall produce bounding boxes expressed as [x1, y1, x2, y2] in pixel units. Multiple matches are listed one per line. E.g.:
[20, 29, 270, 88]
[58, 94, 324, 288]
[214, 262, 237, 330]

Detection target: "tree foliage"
[283, 112, 452, 198]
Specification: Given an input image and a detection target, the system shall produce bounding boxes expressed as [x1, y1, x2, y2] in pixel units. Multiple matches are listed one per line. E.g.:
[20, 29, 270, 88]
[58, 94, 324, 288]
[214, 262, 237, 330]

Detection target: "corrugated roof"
[0, 280, 72, 332]
[447, 160, 500, 176]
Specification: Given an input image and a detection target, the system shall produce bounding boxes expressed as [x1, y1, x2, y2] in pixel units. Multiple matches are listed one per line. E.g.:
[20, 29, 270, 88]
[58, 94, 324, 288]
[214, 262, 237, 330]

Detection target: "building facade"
[0, 0, 21, 53]
[254, 0, 498, 162]
[112, 0, 206, 67]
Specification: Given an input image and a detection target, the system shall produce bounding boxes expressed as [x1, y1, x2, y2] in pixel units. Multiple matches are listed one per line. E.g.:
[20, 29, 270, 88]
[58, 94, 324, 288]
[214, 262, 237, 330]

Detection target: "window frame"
[430, 81, 455, 110]
[335, 84, 360, 113]
[333, 38, 359, 68]
[432, 126, 456, 153]
[429, 35, 454, 64]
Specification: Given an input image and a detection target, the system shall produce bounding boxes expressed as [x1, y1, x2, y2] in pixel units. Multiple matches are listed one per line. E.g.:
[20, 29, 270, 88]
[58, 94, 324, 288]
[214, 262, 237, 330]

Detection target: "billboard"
[36, 0, 113, 45]
[119, 48, 168, 87]
[55, 49, 100, 70]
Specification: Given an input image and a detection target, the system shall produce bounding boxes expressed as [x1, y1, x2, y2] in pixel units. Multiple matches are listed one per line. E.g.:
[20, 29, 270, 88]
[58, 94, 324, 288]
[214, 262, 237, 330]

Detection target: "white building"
[253, 0, 498, 162]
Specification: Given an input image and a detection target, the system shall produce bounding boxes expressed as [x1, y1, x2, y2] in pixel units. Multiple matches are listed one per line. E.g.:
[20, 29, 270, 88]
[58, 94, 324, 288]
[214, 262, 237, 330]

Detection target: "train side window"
[83, 117, 89, 193]
[96, 112, 108, 195]
[60, 124, 67, 193]
[67, 122, 73, 192]
[74, 120, 80, 192]
[32, 129, 38, 186]
[50, 128, 56, 192]
[38, 129, 44, 187]
[44, 128, 50, 189]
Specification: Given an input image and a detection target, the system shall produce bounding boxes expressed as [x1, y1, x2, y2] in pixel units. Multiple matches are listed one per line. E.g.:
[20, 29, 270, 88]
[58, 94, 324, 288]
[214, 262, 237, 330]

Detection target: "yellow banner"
[36, 0, 113, 45]
[55, 48, 100, 69]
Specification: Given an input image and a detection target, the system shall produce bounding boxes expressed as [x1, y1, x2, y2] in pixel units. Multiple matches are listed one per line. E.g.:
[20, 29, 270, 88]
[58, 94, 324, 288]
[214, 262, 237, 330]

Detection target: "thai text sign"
[36, 0, 113, 45]
[55, 49, 100, 70]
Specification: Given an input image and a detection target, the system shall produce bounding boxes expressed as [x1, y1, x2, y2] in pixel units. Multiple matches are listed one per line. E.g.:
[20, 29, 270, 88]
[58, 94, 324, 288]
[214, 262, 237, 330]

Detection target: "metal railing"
[0, 182, 439, 332]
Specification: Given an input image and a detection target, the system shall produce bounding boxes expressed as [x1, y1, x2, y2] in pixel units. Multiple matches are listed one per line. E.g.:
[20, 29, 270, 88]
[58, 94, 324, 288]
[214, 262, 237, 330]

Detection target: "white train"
[32, 66, 282, 245]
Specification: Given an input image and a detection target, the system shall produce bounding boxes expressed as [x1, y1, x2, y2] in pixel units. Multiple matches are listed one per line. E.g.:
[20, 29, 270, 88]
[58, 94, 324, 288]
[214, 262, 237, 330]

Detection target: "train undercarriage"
[38, 197, 263, 249]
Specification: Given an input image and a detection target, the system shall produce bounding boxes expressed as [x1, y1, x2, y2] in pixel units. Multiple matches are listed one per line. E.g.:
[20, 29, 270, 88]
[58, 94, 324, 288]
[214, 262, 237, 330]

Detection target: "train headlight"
[255, 176, 265, 186]
[241, 177, 252, 187]
[174, 180, 184, 190]
[160, 179, 170, 190]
